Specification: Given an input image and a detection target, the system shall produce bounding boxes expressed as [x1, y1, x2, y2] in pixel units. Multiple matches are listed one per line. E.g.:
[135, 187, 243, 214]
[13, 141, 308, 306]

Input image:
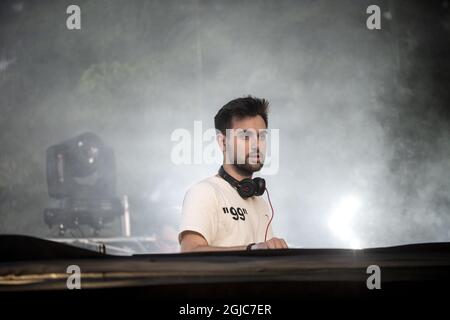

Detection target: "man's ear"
[216, 132, 226, 152]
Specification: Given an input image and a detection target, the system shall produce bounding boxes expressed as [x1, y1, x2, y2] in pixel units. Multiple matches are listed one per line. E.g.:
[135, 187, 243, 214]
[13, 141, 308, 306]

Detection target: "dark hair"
[214, 96, 269, 134]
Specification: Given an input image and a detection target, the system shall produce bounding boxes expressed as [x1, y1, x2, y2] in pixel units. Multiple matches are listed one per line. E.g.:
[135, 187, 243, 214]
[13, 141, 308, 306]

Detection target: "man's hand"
[180, 232, 288, 252]
[251, 237, 288, 250]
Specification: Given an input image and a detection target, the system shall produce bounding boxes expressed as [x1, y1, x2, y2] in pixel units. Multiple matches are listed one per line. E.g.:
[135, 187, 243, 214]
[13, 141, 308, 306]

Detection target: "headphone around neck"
[218, 166, 266, 199]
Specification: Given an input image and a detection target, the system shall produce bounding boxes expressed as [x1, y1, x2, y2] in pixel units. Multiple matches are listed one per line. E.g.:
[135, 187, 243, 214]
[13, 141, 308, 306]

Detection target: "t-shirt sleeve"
[178, 182, 218, 245]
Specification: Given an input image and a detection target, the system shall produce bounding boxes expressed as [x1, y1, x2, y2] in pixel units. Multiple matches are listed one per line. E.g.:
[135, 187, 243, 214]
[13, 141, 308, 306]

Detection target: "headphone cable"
[264, 187, 275, 242]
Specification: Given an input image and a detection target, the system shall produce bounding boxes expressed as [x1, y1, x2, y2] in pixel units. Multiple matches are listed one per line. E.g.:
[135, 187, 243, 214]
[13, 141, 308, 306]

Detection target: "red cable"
[264, 187, 275, 242]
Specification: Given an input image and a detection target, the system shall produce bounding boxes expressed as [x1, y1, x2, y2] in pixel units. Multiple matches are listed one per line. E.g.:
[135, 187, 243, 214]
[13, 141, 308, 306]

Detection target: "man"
[179, 96, 288, 252]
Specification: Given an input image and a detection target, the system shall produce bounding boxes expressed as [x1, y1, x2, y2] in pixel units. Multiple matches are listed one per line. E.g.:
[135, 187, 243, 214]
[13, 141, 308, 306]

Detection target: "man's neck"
[222, 164, 252, 181]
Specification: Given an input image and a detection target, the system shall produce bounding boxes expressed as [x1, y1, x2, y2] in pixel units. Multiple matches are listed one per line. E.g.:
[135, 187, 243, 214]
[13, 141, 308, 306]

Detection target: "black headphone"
[218, 166, 266, 199]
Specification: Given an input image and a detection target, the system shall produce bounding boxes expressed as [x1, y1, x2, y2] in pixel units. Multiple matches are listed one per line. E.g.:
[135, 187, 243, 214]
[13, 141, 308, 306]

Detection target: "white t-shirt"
[179, 175, 274, 247]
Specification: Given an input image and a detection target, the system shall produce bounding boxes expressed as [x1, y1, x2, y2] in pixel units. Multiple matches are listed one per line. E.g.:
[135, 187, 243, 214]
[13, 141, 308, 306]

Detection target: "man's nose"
[249, 137, 259, 150]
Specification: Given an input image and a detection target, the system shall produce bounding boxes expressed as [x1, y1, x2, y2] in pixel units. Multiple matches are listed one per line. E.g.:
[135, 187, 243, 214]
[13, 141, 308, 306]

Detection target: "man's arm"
[180, 231, 288, 252]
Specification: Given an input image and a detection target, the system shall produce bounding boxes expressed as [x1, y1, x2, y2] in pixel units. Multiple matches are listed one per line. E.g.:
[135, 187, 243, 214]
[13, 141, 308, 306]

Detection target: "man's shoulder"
[186, 175, 222, 195]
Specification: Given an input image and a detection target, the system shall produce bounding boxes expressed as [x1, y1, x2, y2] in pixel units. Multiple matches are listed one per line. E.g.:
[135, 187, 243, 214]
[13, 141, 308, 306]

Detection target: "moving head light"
[44, 132, 122, 235]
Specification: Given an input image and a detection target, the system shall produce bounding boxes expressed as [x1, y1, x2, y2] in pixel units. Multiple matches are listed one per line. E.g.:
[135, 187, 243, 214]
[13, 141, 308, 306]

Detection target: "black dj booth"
[1, 235, 449, 314]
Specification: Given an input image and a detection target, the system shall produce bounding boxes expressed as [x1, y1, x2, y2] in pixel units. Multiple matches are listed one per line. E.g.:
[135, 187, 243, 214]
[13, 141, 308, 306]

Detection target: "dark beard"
[234, 162, 263, 177]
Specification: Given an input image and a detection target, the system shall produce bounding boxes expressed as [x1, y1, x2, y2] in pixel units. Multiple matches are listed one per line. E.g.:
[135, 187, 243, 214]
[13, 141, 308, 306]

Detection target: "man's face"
[222, 115, 267, 173]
